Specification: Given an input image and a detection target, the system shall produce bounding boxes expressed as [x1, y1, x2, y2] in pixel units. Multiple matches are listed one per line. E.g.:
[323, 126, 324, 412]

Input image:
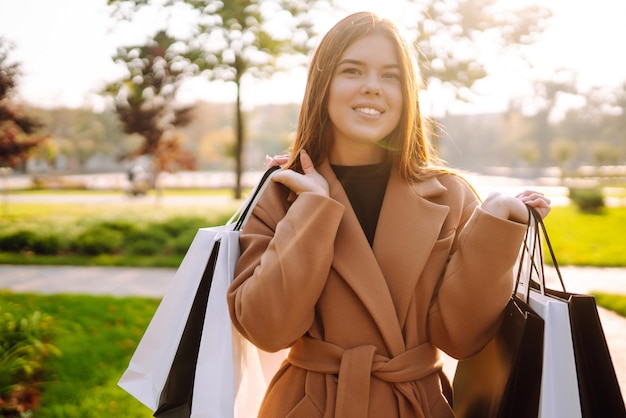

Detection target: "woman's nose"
[361, 73, 382, 95]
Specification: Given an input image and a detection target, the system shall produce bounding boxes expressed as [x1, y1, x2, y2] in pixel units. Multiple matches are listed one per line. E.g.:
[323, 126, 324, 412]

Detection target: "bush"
[30, 233, 63, 255]
[122, 225, 171, 254]
[569, 187, 605, 213]
[0, 215, 222, 261]
[171, 228, 199, 255]
[0, 301, 60, 415]
[72, 226, 124, 255]
[125, 239, 163, 256]
[159, 216, 207, 236]
[0, 230, 38, 253]
[0, 230, 64, 256]
[97, 219, 139, 235]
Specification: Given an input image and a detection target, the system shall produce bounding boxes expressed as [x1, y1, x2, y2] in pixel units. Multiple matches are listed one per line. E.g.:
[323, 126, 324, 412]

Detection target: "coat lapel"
[373, 172, 450, 329]
[319, 162, 405, 354]
[319, 162, 450, 355]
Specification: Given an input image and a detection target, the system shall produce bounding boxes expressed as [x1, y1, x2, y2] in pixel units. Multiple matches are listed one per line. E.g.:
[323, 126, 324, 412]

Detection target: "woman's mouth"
[353, 107, 382, 116]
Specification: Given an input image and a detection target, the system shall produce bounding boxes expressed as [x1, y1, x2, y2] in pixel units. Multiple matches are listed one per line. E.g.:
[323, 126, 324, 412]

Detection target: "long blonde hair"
[285, 11, 443, 181]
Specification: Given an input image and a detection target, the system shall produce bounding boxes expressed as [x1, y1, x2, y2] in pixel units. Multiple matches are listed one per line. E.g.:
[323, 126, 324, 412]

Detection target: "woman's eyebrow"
[337, 59, 400, 69]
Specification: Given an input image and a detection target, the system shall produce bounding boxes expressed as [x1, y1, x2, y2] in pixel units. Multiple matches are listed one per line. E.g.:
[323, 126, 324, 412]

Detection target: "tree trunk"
[234, 79, 244, 199]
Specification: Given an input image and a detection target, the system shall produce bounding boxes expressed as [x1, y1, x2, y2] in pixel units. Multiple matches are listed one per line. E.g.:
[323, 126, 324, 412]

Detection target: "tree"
[0, 38, 48, 169]
[508, 75, 580, 168]
[518, 140, 540, 169]
[602, 82, 626, 162]
[107, 0, 324, 198]
[550, 137, 577, 179]
[409, 0, 551, 104]
[107, 0, 550, 195]
[104, 30, 197, 185]
[591, 142, 622, 166]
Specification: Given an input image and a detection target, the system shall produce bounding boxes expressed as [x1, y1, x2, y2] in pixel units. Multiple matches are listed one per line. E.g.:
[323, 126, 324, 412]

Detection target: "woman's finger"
[299, 150, 315, 174]
[265, 154, 289, 168]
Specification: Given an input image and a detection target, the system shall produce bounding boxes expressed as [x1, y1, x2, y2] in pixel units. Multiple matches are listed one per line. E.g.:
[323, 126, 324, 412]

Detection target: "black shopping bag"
[154, 243, 220, 416]
[454, 205, 546, 418]
[537, 286, 626, 417]
[525, 205, 626, 417]
[118, 166, 280, 417]
[453, 294, 544, 418]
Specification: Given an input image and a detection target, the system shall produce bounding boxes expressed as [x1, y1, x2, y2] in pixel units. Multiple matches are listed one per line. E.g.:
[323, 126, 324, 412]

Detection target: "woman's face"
[327, 33, 403, 165]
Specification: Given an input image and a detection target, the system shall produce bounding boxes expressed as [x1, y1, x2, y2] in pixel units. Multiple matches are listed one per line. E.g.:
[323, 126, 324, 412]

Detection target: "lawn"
[1, 292, 157, 418]
[594, 292, 626, 318]
[0, 198, 241, 268]
[541, 206, 626, 267]
[2, 202, 626, 268]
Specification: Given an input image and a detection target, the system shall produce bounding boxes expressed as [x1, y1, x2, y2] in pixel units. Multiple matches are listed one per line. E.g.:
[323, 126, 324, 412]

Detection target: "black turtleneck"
[331, 161, 391, 246]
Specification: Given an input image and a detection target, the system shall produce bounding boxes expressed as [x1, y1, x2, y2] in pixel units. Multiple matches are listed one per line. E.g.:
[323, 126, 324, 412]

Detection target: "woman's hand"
[271, 150, 329, 197]
[480, 190, 551, 224]
[515, 190, 551, 220]
[265, 154, 289, 168]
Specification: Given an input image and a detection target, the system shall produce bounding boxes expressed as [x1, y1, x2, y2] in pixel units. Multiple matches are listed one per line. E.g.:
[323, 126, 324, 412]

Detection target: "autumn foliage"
[106, 31, 197, 176]
[0, 38, 47, 168]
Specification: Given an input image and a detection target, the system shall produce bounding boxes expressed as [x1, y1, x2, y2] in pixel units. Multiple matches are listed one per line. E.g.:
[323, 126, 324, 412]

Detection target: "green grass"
[2, 190, 626, 268]
[1, 292, 159, 417]
[0, 252, 185, 268]
[542, 206, 626, 267]
[7, 188, 233, 196]
[593, 293, 626, 318]
[2, 201, 626, 268]
[1, 200, 240, 219]
[0, 198, 241, 268]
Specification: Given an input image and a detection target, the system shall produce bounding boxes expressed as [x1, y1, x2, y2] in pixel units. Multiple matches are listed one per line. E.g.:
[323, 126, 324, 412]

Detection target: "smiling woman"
[327, 33, 404, 165]
[226, 11, 551, 418]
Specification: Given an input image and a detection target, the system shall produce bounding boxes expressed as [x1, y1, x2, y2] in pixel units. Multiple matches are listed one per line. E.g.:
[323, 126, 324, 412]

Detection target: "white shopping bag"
[528, 290, 582, 418]
[515, 207, 583, 418]
[191, 229, 287, 418]
[118, 225, 231, 411]
[119, 166, 285, 416]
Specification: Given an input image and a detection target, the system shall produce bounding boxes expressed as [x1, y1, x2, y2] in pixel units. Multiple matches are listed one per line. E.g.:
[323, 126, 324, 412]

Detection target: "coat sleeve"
[427, 186, 527, 360]
[228, 183, 345, 352]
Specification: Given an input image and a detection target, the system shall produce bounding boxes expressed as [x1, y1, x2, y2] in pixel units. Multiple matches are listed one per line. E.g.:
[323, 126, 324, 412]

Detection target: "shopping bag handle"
[514, 206, 539, 302]
[228, 165, 281, 231]
[528, 205, 566, 293]
[514, 205, 566, 299]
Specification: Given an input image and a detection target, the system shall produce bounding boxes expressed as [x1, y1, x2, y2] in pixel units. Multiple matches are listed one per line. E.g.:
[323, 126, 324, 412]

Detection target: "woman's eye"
[343, 67, 361, 75]
[382, 72, 400, 80]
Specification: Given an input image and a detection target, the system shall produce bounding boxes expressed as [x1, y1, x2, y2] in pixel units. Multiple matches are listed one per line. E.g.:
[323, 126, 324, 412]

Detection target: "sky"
[1, 0, 626, 114]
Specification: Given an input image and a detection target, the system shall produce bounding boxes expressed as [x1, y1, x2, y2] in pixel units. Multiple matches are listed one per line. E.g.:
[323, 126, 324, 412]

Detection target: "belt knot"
[288, 338, 442, 417]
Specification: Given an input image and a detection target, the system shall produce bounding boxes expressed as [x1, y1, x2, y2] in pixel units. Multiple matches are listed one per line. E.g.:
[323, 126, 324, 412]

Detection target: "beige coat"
[228, 161, 527, 417]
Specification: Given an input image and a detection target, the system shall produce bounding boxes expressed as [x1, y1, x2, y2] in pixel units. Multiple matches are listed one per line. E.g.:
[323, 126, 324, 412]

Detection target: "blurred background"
[2, 1, 626, 416]
[1, 0, 625, 199]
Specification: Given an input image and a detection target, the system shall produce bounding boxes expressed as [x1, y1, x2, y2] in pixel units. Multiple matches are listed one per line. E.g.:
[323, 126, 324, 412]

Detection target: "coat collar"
[318, 161, 449, 355]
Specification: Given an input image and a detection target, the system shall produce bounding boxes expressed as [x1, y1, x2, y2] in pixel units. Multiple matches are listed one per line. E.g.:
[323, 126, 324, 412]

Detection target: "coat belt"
[287, 337, 443, 417]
